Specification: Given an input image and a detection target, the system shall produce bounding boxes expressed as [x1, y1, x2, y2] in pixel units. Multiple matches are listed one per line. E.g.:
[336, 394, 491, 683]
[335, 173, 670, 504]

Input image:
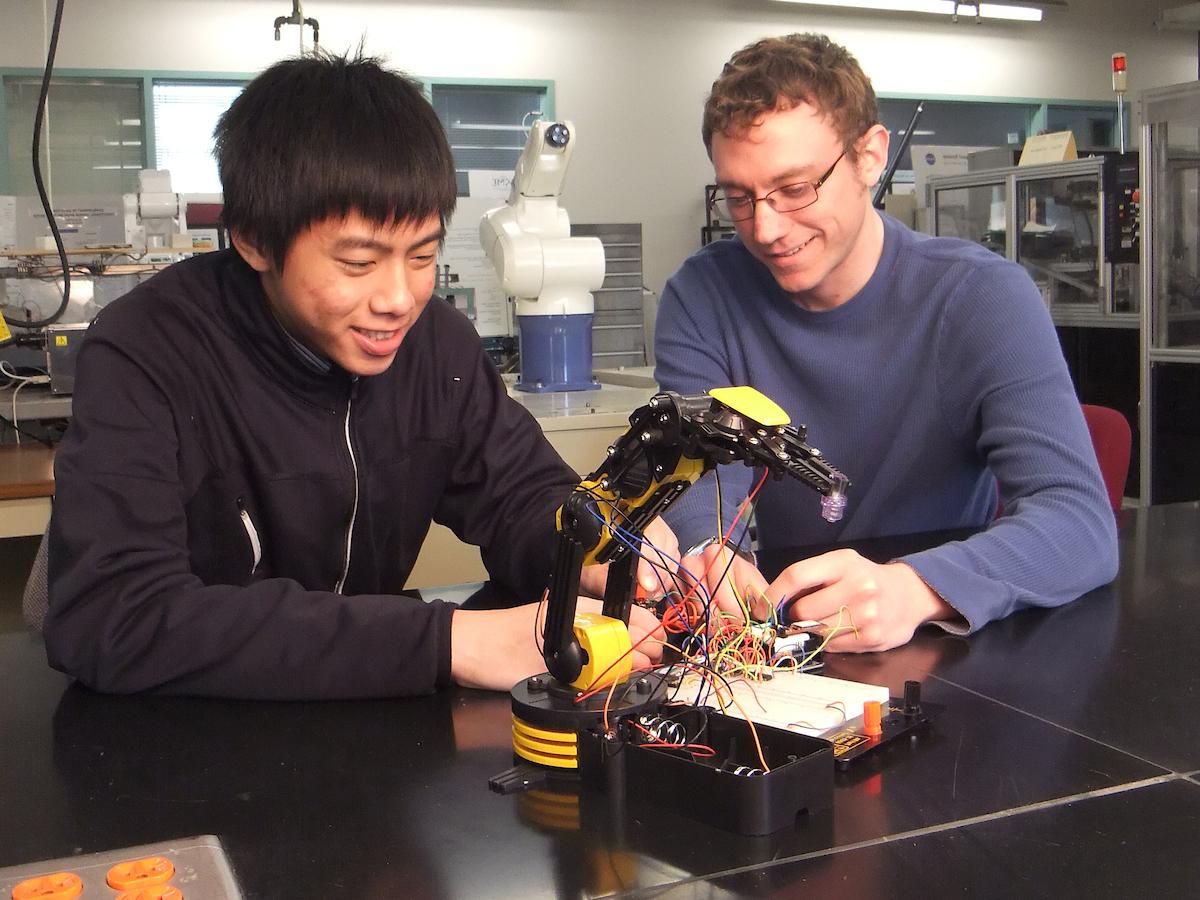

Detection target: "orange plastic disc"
[106, 856, 176, 890]
[10, 872, 83, 899]
[115, 886, 184, 900]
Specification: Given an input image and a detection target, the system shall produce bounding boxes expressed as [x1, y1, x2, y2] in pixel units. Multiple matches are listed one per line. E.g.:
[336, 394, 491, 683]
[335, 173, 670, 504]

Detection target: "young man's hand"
[771, 549, 961, 652]
[677, 544, 772, 623]
[578, 516, 681, 599]
[449, 597, 665, 692]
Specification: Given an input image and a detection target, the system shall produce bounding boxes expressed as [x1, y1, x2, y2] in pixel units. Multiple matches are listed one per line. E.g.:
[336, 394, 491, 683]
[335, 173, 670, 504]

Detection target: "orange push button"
[116, 887, 184, 900]
[862, 700, 883, 737]
[106, 856, 176, 890]
[11, 872, 83, 899]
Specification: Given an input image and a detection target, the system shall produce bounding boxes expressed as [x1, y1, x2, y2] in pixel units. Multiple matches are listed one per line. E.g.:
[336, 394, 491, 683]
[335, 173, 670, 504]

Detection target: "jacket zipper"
[334, 379, 360, 594]
[236, 497, 263, 575]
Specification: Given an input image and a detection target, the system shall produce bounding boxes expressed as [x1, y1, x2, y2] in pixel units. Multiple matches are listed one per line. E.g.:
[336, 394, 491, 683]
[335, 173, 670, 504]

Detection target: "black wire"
[579, 484, 680, 592]
[0, 412, 54, 448]
[23, 0, 71, 330]
[576, 486, 715, 659]
[666, 659, 740, 729]
[576, 475, 750, 657]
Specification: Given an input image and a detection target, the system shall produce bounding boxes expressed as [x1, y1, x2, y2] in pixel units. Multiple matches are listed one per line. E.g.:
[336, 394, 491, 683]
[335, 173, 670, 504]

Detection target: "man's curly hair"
[702, 33, 879, 162]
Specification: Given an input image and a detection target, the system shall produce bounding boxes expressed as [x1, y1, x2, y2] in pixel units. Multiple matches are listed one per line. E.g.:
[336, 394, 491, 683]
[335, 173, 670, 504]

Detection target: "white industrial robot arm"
[479, 120, 605, 317]
[510, 120, 574, 202]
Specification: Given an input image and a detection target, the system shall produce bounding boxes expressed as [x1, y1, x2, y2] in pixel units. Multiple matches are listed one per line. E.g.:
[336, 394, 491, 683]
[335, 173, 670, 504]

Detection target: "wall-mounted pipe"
[273, 1, 319, 48]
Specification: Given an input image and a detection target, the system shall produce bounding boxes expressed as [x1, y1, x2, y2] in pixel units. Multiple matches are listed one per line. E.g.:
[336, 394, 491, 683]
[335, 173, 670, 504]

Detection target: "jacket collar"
[213, 248, 353, 409]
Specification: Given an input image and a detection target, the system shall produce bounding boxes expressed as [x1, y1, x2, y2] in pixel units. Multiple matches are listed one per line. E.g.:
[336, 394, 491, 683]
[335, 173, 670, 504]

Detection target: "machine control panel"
[1104, 151, 1140, 265]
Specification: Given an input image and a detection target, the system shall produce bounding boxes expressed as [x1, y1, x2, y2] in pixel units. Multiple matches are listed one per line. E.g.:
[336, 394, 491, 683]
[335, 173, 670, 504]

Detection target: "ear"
[853, 123, 891, 188]
[231, 231, 272, 273]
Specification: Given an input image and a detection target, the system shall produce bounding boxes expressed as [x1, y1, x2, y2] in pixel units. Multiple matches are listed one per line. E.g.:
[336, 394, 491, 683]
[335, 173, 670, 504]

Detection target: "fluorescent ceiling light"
[771, 1, 1045, 22]
[452, 122, 532, 131]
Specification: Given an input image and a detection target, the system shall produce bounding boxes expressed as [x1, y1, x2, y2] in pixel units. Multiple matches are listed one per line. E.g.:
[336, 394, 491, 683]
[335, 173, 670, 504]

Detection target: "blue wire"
[585, 504, 702, 597]
[584, 503, 713, 667]
[581, 488, 767, 704]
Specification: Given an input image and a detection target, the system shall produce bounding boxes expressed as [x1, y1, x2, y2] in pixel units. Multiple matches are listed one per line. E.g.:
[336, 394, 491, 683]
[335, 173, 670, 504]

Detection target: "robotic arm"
[480, 119, 604, 313]
[510, 121, 576, 206]
[542, 387, 850, 688]
[500, 393, 931, 813]
[479, 120, 606, 392]
[501, 385, 849, 779]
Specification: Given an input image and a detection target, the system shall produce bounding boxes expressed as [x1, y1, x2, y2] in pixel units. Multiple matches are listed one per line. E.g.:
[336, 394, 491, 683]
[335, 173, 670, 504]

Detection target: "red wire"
[574, 467, 773, 701]
[673, 467, 771, 631]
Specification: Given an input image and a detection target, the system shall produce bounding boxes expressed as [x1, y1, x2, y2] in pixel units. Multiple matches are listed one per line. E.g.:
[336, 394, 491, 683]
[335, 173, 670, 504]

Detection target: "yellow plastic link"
[708, 386, 791, 426]
[572, 611, 632, 690]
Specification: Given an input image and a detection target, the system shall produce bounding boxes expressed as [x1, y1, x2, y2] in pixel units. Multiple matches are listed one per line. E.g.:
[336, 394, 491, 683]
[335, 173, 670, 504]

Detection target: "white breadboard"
[673, 670, 890, 737]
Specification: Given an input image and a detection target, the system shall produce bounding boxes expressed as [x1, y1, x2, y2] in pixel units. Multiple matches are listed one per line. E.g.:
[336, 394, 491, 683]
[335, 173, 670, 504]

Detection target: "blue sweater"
[655, 213, 1118, 632]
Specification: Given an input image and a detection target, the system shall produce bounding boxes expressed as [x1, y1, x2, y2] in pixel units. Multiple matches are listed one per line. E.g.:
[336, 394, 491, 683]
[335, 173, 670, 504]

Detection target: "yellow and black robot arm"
[541, 388, 850, 688]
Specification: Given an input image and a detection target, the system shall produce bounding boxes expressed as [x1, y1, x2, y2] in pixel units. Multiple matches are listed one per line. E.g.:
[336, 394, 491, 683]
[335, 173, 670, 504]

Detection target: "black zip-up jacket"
[43, 249, 578, 699]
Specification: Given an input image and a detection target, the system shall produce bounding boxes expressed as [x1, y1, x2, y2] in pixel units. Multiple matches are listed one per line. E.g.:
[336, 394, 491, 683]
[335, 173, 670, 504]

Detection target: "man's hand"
[678, 544, 771, 623]
[578, 516, 681, 599]
[600, 597, 667, 673]
[771, 549, 960, 652]
[450, 596, 665, 692]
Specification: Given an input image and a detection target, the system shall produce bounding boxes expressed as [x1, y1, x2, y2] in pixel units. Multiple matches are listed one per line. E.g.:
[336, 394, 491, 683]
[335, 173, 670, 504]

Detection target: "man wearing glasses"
[655, 33, 1117, 650]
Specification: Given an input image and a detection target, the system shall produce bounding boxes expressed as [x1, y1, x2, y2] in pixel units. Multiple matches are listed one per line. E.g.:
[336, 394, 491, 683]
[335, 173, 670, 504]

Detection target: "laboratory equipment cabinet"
[928, 155, 1141, 498]
[1140, 82, 1200, 504]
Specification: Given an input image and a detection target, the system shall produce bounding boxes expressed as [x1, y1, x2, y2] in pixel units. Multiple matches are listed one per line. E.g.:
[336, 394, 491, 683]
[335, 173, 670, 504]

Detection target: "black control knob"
[903, 680, 922, 717]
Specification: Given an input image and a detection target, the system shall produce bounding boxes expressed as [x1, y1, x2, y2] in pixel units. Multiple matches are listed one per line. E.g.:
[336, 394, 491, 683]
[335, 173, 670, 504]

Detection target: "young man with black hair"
[43, 53, 665, 699]
[657, 34, 1118, 650]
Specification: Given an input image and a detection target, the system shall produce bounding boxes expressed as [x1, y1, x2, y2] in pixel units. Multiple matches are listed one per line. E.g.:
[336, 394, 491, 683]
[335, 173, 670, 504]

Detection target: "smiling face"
[234, 212, 443, 377]
[711, 102, 889, 311]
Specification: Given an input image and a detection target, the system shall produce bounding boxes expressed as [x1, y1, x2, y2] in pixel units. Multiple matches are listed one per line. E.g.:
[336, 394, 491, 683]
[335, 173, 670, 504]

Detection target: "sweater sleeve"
[44, 333, 458, 701]
[654, 261, 755, 555]
[900, 261, 1119, 631]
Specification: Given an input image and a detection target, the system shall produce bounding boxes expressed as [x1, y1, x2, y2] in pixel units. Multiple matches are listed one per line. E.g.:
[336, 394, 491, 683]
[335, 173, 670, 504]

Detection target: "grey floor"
[0, 536, 39, 633]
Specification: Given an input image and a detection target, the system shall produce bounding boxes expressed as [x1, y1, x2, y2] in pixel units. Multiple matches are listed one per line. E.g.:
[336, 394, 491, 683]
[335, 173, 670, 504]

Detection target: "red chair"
[1081, 404, 1132, 514]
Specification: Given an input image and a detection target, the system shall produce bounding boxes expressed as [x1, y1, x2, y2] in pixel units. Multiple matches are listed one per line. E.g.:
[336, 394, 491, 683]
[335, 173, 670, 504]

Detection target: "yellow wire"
[711, 487, 759, 625]
[697, 668, 773, 773]
[791, 605, 860, 670]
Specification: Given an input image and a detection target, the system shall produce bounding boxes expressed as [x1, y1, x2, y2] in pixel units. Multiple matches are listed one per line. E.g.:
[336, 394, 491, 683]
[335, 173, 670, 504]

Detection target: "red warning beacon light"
[1112, 52, 1128, 93]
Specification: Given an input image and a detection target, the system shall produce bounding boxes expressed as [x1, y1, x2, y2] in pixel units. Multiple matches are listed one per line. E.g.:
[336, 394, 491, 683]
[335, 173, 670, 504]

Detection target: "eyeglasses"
[710, 150, 847, 223]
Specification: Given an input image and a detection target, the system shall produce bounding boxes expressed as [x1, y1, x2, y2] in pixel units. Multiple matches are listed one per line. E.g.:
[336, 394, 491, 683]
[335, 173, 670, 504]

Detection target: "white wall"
[2, 0, 1193, 292]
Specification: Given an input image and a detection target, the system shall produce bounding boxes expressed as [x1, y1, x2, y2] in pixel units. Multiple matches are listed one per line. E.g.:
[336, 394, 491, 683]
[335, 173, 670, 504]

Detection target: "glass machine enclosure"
[1140, 82, 1200, 504]
[929, 156, 1142, 497]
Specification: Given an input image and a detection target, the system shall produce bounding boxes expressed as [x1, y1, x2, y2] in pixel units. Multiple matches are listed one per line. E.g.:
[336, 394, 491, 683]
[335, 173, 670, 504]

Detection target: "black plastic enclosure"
[580, 707, 833, 835]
